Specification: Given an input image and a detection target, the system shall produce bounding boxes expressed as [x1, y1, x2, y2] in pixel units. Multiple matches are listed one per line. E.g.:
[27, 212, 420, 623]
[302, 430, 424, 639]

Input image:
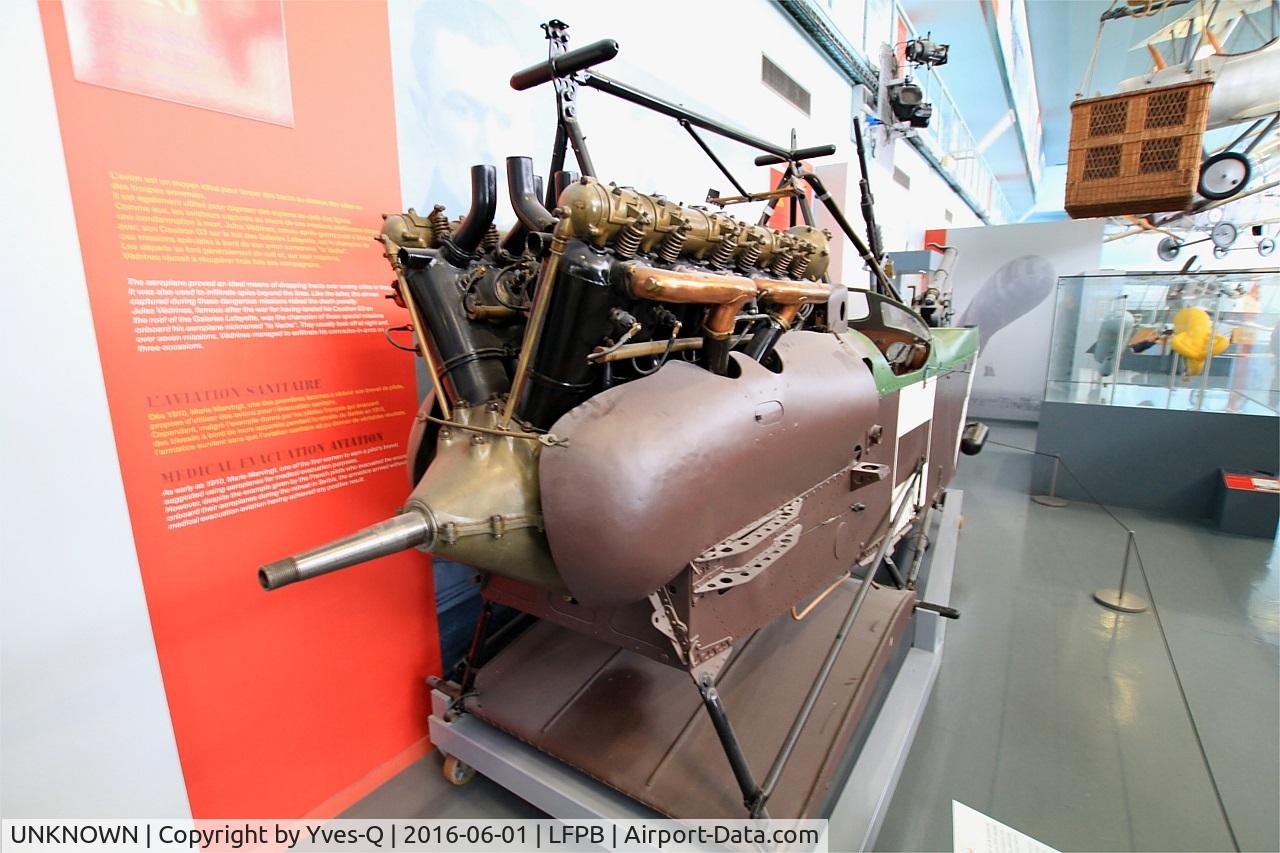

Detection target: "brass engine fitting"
[501, 213, 574, 428]
[789, 243, 815, 278]
[769, 239, 796, 276]
[614, 211, 651, 260]
[426, 203, 451, 239]
[784, 224, 832, 280]
[403, 403, 560, 590]
[658, 220, 690, 263]
[709, 221, 741, 268]
[481, 222, 501, 251]
[735, 228, 766, 271]
[379, 208, 438, 259]
[375, 219, 452, 420]
[556, 177, 829, 279]
[557, 178, 685, 253]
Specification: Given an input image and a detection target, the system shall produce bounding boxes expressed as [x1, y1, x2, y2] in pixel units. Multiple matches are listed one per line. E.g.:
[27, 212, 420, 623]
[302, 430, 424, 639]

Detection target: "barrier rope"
[988, 437, 1242, 852]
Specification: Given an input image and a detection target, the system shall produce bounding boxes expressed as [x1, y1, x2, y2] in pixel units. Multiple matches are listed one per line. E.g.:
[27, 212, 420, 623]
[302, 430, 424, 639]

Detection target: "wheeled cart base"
[430, 491, 963, 850]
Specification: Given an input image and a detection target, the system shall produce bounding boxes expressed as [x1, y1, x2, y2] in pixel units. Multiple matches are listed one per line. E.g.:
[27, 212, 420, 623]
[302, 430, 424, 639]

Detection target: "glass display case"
[1045, 269, 1280, 416]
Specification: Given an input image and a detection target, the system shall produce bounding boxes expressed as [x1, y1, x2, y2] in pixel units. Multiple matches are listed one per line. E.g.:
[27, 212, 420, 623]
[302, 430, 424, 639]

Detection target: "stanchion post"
[1094, 529, 1150, 612]
[1032, 454, 1070, 507]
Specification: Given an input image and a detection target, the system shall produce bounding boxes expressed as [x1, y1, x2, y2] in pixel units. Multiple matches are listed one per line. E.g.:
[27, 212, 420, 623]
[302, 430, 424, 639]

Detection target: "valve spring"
[481, 223, 500, 251]
[736, 238, 764, 272]
[427, 204, 451, 241]
[770, 247, 794, 276]
[658, 225, 690, 263]
[789, 245, 813, 278]
[710, 225, 740, 269]
[614, 213, 650, 260]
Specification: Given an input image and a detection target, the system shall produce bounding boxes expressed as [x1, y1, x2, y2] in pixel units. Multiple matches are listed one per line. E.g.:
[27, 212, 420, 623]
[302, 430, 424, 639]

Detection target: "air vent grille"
[762, 55, 811, 116]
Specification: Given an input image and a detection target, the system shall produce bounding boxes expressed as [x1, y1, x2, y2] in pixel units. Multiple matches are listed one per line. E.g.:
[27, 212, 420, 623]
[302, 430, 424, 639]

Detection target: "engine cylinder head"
[614, 212, 650, 260]
[770, 243, 795, 277]
[736, 232, 765, 272]
[658, 224, 690, 263]
[427, 204, 451, 239]
[709, 222, 740, 269]
[789, 244, 814, 278]
[482, 223, 500, 251]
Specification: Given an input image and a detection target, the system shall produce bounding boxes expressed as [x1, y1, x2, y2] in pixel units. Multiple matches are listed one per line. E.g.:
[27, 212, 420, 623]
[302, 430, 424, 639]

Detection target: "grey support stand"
[1094, 529, 1150, 613]
[427, 490, 966, 851]
[1032, 455, 1070, 507]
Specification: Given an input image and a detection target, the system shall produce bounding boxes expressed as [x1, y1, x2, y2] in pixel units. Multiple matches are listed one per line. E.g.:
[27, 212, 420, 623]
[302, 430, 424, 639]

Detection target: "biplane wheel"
[1198, 152, 1251, 201]
[1210, 221, 1238, 249]
[1157, 236, 1181, 261]
[1259, 238, 1276, 257]
[441, 754, 476, 786]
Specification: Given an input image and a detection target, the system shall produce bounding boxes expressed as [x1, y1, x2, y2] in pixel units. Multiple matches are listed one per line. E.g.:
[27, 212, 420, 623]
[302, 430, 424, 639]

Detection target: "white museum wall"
[0, 0, 191, 819]
[388, 0, 984, 284]
[946, 219, 1107, 421]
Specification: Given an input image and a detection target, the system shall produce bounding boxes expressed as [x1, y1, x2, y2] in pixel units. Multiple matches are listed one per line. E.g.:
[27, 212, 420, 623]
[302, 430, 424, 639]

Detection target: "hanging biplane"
[1066, 0, 1280, 260]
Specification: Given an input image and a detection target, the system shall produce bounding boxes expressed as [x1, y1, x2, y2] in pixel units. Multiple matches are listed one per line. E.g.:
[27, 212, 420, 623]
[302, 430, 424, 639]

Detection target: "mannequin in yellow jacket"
[1169, 307, 1229, 376]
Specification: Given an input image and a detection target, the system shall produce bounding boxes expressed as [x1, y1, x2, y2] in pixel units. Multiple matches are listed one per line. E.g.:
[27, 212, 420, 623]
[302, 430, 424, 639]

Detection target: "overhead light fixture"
[905, 34, 949, 68]
[888, 81, 932, 129]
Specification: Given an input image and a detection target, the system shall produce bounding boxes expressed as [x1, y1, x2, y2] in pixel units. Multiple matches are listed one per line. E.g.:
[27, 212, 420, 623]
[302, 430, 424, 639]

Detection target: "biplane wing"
[1132, 0, 1274, 48]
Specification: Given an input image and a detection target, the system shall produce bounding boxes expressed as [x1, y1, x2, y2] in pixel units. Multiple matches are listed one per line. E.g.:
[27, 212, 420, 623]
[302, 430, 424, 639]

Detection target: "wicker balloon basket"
[1065, 80, 1213, 219]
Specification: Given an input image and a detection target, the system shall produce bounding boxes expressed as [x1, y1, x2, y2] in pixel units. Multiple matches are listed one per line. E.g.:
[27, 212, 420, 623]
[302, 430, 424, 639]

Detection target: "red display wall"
[40, 0, 439, 817]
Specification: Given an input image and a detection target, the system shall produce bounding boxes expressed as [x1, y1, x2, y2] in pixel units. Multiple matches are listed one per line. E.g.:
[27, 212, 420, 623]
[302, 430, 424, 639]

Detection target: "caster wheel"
[1198, 151, 1250, 200]
[442, 754, 476, 786]
[1259, 237, 1275, 257]
[1157, 236, 1181, 261]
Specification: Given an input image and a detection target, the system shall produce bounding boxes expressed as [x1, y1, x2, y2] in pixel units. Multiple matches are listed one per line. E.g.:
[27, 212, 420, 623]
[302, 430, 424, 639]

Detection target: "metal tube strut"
[582, 72, 797, 160]
[752, 466, 921, 815]
[798, 172, 898, 298]
[697, 674, 768, 819]
[459, 600, 496, 695]
[680, 120, 749, 198]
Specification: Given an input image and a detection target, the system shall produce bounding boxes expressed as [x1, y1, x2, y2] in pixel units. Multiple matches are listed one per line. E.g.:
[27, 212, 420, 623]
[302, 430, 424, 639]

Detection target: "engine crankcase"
[404, 403, 564, 591]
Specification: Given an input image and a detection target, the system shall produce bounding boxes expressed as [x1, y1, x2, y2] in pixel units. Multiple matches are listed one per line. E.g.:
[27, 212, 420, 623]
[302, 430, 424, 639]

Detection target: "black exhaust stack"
[500, 156, 556, 257]
[442, 164, 497, 266]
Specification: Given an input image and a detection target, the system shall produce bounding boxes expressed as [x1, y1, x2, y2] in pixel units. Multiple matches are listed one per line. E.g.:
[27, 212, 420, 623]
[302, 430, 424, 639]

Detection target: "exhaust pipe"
[619, 262, 756, 375]
[443, 164, 497, 265]
[508, 156, 555, 231]
[743, 276, 832, 361]
[500, 156, 555, 256]
[550, 169, 579, 208]
[258, 510, 433, 591]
